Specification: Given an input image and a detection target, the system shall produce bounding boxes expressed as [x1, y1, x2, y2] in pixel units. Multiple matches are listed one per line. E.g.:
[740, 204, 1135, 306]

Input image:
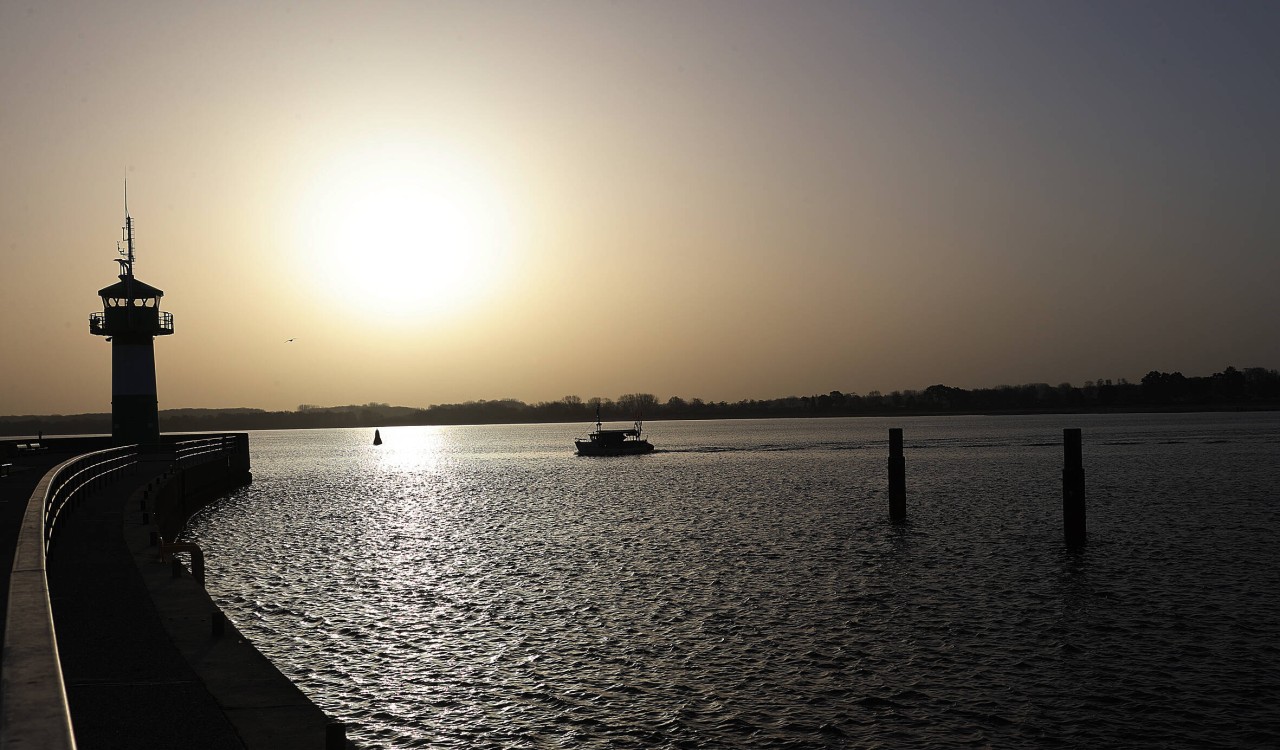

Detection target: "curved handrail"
[172, 436, 236, 467]
[43, 446, 138, 551]
[2, 444, 138, 750]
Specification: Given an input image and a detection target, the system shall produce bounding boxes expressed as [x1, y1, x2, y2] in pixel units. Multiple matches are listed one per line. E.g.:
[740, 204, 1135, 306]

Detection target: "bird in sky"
[286, 338, 295, 343]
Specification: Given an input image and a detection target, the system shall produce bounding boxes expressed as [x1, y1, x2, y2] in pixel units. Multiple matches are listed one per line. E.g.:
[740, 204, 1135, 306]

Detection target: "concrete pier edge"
[126, 462, 339, 748]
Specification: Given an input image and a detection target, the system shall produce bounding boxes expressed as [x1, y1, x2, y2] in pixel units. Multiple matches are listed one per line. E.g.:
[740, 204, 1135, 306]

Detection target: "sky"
[2, 1, 1278, 415]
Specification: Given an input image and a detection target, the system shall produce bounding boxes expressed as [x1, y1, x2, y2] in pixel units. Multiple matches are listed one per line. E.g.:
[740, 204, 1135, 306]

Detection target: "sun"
[293, 140, 515, 319]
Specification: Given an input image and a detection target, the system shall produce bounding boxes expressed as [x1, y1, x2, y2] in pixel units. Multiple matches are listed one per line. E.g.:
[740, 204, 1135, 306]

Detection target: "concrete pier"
[1, 435, 352, 749]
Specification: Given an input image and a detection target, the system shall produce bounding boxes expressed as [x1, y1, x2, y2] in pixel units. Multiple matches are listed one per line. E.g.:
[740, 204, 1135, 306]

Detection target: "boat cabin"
[586, 428, 641, 447]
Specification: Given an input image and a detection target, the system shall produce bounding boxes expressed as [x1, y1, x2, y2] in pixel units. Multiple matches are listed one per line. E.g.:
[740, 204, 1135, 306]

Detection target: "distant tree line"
[2, 366, 1276, 436]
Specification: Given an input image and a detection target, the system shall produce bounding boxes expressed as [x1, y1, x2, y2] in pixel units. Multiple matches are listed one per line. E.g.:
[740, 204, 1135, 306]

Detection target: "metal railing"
[173, 435, 239, 467]
[43, 445, 139, 551]
[87, 310, 174, 335]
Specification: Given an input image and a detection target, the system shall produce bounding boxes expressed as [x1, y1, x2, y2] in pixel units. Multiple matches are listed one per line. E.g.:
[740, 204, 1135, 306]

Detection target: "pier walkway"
[46, 460, 246, 749]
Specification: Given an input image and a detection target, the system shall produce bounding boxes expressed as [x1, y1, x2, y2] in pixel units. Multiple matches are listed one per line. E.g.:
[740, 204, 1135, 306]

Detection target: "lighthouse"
[88, 198, 173, 445]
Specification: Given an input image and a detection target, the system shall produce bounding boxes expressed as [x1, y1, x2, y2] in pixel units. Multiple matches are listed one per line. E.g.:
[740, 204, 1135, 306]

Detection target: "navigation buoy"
[373, 429, 383, 446]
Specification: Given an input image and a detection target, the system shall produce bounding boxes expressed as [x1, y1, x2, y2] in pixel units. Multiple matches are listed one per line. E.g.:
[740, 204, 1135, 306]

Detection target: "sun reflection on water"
[372, 426, 448, 475]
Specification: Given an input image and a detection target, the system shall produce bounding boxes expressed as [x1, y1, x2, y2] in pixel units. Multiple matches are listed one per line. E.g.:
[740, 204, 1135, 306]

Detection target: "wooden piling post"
[1063, 428, 1086, 545]
[888, 428, 906, 522]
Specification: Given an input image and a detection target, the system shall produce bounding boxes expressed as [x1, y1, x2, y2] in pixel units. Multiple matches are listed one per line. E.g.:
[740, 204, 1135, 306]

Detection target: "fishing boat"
[575, 410, 654, 456]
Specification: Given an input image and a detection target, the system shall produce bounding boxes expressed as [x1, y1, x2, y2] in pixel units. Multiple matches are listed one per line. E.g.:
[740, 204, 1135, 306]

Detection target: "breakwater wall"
[148, 434, 253, 542]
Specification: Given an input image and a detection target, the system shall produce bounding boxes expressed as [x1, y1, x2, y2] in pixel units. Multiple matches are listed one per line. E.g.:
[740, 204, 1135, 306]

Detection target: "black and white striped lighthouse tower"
[88, 195, 174, 445]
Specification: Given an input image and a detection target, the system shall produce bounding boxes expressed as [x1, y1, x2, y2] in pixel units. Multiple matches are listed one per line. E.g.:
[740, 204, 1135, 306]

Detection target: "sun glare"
[375, 426, 447, 474]
[294, 141, 515, 319]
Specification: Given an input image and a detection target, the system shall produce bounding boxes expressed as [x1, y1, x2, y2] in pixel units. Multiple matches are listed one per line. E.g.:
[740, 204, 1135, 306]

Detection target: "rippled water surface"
[185, 414, 1280, 748]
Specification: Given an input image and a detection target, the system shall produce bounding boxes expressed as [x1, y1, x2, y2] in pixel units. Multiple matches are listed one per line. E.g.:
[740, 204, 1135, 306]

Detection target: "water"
[184, 414, 1280, 748]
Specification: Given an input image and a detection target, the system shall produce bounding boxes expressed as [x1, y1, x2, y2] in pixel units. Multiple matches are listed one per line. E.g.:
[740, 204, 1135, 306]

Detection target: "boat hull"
[575, 439, 654, 456]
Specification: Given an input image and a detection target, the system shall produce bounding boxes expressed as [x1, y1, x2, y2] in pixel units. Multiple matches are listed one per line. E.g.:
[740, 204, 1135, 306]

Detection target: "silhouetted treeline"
[3, 366, 1276, 436]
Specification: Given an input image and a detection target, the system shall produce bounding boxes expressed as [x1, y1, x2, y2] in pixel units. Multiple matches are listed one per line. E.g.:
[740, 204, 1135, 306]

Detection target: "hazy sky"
[2, 1, 1278, 415]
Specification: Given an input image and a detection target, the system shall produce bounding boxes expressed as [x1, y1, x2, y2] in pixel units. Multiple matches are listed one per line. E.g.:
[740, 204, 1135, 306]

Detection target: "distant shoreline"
[2, 403, 1276, 438]
[5, 366, 1277, 436]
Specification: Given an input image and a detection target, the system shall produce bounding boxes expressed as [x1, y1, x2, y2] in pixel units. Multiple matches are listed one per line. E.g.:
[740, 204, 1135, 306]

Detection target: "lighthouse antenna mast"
[117, 179, 135, 279]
